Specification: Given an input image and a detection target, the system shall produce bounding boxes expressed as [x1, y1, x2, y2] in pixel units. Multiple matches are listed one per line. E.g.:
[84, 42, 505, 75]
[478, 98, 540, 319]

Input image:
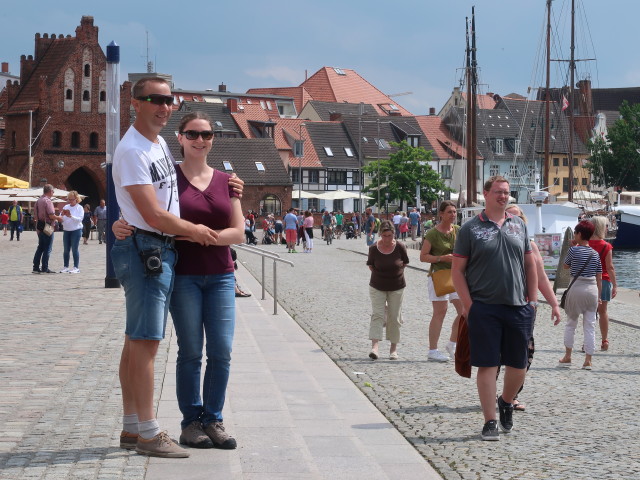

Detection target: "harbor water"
[612, 250, 640, 289]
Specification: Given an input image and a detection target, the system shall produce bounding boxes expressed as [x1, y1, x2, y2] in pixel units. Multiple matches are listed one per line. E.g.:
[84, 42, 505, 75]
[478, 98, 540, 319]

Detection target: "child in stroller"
[344, 222, 356, 239]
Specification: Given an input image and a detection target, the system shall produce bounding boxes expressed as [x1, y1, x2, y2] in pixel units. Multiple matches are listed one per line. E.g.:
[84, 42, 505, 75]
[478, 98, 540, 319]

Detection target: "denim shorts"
[467, 301, 534, 369]
[111, 235, 177, 340]
[601, 279, 613, 302]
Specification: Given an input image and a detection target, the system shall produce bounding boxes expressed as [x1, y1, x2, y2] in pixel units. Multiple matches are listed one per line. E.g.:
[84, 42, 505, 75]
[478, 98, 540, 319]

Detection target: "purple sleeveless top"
[174, 166, 238, 275]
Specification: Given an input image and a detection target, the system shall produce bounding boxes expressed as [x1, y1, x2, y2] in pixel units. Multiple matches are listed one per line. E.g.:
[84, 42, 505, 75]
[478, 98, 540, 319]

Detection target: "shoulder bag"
[431, 227, 457, 297]
[560, 251, 596, 309]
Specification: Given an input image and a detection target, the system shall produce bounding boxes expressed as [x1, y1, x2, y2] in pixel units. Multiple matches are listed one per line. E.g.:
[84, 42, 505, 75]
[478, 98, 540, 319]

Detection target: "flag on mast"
[562, 95, 569, 111]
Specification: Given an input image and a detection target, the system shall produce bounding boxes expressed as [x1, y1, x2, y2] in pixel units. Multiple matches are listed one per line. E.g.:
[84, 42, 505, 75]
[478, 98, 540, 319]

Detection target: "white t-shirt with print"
[112, 126, 180, 235]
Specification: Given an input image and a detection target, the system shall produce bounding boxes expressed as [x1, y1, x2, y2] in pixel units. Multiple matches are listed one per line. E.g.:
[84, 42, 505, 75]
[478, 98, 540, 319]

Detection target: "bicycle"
[324, 225, 333, 245]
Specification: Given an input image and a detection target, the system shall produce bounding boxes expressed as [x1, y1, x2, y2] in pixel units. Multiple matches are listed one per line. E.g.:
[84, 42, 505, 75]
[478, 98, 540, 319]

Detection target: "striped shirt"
[564, 245, 602, 278]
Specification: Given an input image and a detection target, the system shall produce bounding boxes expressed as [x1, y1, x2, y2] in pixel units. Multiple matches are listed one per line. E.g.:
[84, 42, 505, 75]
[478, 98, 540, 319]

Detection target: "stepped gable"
[301, 67, 413, 117]
[208, 138, 292, 186]
[305, 122, 359, 170]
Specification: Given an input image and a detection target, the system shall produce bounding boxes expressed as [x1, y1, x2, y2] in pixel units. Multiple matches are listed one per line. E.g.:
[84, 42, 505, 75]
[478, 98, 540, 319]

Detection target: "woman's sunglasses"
[181, 130, 214, 141]
[135, 94, 174, 106]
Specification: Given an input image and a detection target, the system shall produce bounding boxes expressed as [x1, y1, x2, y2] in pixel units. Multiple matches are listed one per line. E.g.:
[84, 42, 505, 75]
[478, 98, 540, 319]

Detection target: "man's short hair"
[132, 76, 171, 98]
[483, 175, 509, 192]
[43, 184, 54, 194]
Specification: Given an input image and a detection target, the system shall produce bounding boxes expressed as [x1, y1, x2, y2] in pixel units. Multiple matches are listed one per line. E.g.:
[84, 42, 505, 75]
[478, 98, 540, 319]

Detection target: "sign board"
[534, 233, 563, 278]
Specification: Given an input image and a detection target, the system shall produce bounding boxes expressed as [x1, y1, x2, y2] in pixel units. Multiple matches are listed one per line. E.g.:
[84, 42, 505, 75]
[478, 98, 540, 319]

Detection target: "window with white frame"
[324, 147, 334, 157]
[515, 139, 522, 155]
[509, 164, 518, 177]
[255, 161, 265, 171]
[495, 138, 504, 155]
[441, 165, 452, 179]
[223, 161, 233, 171]
[489, 164, 500, 176]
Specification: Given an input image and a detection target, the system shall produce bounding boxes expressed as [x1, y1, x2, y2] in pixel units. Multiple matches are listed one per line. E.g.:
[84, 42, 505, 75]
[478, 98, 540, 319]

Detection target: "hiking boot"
[428, 350, 450, 362]
[120, 431, 139, 450]
[497, 396, 514, 433]
[135, 431, 190, 458]
[203, 422, 237, 449]
[180, 421, 213, 449]
[481, 420, 499, 441]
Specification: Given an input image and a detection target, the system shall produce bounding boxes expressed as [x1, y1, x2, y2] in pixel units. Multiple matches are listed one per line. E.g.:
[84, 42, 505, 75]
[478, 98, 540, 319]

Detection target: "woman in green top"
[420, 200, 463, 362]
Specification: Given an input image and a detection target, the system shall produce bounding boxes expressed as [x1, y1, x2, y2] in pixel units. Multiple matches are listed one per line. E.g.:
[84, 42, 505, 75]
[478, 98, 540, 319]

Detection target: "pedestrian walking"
[93, 199, 107, 244]
[1, 209, 8, 236]
[8, 200, 23, 241]
[451, 176, 538, 441]
[588, 216, 617, 351]
[59, 190, 84, 273]
[367, 220, 409, 361]
[303, 210, 314, 253]
[82, 204, 92, 244]
[558, 220, 602, 370]
[409, 207, 420, 241]
[420, 200, 462, 362]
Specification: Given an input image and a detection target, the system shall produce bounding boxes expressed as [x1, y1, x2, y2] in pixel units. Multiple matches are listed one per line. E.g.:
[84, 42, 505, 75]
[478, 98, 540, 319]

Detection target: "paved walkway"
[238, 234, 640, 480]
[0, 232, 438, 479]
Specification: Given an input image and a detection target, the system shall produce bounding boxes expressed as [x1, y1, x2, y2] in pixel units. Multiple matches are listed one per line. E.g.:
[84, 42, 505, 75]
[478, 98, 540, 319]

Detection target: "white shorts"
[427, 275, 460, 302]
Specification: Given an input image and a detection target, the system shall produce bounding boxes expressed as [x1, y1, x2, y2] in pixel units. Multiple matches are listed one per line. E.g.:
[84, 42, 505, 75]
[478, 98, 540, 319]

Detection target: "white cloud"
[244, 66, 302, 85]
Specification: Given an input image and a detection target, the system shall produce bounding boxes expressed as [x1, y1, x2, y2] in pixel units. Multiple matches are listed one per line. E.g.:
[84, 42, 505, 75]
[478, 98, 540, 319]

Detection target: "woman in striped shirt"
[558, 221, 602, 370]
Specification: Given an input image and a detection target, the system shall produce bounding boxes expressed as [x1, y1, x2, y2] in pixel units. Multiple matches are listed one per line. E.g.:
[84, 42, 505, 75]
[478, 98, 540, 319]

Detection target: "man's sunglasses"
[181, 130, 214, 141]
[135, 94, 174, 106]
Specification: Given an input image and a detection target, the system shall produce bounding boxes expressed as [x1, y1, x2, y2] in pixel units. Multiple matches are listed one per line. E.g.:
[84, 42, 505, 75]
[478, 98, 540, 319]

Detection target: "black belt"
[133, 227, 175, 246]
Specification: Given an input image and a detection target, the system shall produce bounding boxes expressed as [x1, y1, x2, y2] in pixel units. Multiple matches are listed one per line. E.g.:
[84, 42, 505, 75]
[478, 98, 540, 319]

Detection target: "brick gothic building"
[0, 16, 130, 205]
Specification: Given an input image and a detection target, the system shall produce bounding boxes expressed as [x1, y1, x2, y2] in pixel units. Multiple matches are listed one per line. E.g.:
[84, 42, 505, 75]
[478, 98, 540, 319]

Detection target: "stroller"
[344, 222, 356, 239]
[262, 228, 275, 244]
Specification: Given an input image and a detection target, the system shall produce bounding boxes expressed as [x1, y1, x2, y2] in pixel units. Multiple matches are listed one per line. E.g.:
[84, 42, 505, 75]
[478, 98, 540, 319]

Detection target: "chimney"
[227, 98, 238, 113]
[1, 62, 8, 73]
[576, 79, 593, 116]
[429, 107, 436, 115]
[329, 112, 342, 122]
[218, 83, 226, 93]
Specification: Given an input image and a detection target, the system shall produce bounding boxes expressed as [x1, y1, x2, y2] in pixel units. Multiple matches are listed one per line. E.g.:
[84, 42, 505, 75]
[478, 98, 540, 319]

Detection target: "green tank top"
[424, 224, 459, 274]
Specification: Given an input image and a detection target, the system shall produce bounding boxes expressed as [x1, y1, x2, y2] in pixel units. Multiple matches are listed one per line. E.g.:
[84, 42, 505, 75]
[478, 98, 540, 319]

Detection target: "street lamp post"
[385, 191, 390, 220]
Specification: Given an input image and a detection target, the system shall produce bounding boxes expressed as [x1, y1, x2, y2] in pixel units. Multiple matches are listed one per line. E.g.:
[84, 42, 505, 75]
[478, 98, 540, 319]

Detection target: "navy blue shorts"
[467, 301, 535, 369]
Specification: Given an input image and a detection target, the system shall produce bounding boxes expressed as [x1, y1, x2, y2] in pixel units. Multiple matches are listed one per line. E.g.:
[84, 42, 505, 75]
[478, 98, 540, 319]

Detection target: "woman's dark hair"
[574, 220, 595, 240]
[379, 219, 394, 234]
[304, 210, 312, 217]
[178, 112, 213, 156]
[438, 200, 456, 213]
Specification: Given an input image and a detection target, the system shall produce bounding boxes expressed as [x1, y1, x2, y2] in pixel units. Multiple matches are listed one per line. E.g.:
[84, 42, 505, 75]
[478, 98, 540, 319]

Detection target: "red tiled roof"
[277, 118, 323, 168]
[301, 67, 413, 117]
[415, 115, 476, 160]
[460, 92, 498, 110]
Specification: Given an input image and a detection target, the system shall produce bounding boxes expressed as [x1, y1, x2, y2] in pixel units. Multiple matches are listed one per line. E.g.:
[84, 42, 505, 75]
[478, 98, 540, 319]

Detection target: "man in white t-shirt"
[111, 77, 220, 458]
[392, 211, 402, 238]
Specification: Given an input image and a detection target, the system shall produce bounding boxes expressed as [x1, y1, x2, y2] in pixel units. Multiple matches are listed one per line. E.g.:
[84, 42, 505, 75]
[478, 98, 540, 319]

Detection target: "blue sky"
[1, 0, 637, 115]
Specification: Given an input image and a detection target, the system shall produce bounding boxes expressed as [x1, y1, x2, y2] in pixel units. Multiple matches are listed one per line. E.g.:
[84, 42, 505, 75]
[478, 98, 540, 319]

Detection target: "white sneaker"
[69, 267, 80, 274]
[428, 350, 450, 362]
[446, 343, 457, 359]
[60, 267, 69, 273]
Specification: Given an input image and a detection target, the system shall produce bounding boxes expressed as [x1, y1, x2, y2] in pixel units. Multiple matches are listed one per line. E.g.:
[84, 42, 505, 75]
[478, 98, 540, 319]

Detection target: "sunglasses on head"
[181, 130, 214, 141]
[135, 94, 174, 106]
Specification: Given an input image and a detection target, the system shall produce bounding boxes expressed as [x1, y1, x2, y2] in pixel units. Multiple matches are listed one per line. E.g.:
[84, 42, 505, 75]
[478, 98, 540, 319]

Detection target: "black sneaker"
[32, 268, 41, 274]
[497, 396, 514, 433]
[481, 420, 499, 441]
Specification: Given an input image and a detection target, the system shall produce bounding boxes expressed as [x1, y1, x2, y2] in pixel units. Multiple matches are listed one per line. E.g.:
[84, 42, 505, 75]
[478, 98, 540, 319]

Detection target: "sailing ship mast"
[568, 0, 576, 203]
[544, 0, 551, 192]
[465, 8, 478, 206]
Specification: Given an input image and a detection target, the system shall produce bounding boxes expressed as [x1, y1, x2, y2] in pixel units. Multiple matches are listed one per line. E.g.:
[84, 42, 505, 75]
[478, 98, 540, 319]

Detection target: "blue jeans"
[33, 231, 54, 271]
[9, 220, 20, 240]
[111, 235, 177, 340]
[169, 272, 235, 428]
[63, 229, 82, 268]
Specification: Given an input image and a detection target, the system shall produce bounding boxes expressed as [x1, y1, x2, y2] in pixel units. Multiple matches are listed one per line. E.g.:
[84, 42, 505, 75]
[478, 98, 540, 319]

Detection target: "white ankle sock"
[123, 414, 139, 434]
[138, 419, 161, 440]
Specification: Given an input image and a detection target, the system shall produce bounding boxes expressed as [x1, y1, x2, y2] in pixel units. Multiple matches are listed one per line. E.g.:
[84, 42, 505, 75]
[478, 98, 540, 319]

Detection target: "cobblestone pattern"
[0, 232, 171, 479]
[238, 236, 640, 480]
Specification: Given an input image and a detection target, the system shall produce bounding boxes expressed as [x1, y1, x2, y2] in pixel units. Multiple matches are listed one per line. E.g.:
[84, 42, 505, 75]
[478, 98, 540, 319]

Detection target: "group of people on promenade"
[364, 175, 617, 440]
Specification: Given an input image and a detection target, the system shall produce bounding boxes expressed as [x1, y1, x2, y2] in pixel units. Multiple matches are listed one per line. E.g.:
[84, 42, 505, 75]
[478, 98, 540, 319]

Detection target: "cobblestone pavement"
[0, 232, 169, 479]
[238, 234, 640, 480]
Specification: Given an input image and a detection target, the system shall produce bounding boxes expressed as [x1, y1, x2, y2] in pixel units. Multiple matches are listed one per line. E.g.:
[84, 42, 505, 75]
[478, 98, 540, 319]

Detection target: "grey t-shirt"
[453, 211, 531, 306]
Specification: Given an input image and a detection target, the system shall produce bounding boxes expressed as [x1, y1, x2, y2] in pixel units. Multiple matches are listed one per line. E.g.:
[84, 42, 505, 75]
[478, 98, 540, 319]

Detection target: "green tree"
[362, 141, 451, 210]
[586, 101, 640, 191]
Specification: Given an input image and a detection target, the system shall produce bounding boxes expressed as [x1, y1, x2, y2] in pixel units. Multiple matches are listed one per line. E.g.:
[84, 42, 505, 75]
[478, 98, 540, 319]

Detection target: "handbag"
[560, 251, 596, 309]
[432, 268, 455, 297]
[43, 223, 54, 236]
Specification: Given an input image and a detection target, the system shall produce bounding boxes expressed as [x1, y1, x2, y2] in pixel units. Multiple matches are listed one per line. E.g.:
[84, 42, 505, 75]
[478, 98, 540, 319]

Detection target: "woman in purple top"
[169, 112, 245, 449]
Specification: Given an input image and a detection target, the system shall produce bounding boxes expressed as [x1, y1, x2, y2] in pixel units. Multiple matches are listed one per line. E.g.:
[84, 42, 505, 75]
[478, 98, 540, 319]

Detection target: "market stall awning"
[0, 174, 29, 189]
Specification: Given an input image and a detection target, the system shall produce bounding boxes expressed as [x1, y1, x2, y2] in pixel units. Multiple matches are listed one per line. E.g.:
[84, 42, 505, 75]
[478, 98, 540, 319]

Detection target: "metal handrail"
[232, 244, 294, 314]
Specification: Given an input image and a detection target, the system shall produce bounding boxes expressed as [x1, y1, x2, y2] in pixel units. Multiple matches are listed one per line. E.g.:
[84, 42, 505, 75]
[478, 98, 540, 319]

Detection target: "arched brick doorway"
[66, 167, 101, 208]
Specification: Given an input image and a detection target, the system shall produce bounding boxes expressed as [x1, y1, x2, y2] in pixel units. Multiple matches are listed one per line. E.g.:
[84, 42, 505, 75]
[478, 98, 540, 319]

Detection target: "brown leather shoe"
[180, 421, 213, 449]
[203, 422, 237, 449]
[135, 431, 190, 458]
